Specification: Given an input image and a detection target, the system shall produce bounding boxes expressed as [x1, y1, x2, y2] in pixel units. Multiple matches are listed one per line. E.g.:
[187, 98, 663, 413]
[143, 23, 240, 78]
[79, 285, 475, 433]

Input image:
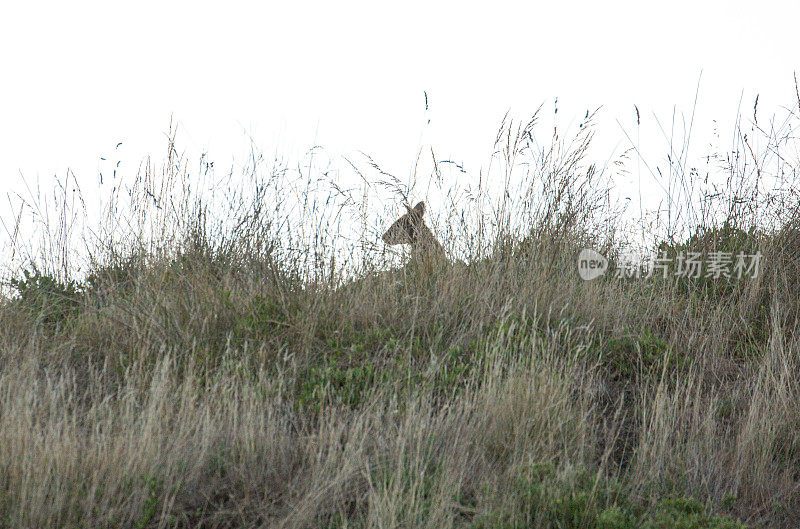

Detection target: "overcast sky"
[1, 1, 799, 264]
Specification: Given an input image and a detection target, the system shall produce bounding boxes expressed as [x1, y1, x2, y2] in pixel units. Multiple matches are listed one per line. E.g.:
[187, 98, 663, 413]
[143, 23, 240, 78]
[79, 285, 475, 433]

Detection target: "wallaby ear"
[413, 201, 426, 216]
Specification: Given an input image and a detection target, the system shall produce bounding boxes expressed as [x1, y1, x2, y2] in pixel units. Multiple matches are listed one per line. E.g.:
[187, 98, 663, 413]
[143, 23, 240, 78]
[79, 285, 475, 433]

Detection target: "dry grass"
[2, 97, 800, 528]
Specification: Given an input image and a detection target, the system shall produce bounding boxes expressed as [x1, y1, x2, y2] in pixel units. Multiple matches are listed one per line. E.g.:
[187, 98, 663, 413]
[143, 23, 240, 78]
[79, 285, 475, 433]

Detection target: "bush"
[10, 266, 83, 333]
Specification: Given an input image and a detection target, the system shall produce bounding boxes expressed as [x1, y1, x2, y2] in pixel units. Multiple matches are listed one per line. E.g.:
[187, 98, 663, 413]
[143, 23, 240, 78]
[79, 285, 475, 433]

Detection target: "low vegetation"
[1, 99, 800, 527]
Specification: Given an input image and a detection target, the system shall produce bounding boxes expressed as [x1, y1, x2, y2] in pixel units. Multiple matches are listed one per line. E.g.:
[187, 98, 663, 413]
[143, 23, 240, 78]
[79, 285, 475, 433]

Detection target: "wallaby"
[382, 201, 447, 264]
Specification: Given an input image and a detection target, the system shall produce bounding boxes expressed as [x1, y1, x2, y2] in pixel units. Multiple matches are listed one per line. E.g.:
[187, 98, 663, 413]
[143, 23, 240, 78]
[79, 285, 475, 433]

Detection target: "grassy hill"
[1, 111, 799, 528]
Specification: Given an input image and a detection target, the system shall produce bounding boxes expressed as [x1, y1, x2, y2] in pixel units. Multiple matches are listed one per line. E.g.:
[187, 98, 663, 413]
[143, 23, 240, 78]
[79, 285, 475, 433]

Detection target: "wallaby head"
[382, 201, 446, 259]
[382, 202, 426, 245]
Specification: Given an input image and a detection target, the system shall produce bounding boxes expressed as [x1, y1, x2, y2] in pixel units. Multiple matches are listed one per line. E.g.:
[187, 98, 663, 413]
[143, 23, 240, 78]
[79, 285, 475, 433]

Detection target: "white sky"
[1, 0, 799, 266]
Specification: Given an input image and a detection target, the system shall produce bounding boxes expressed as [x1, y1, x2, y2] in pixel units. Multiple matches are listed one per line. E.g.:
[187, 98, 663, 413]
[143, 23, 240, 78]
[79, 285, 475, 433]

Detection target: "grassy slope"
[2, 111, 799, 528]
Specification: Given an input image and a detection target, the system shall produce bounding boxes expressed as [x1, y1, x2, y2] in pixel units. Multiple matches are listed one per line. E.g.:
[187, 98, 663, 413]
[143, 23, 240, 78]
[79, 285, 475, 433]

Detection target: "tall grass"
[1, 93, 799, 527]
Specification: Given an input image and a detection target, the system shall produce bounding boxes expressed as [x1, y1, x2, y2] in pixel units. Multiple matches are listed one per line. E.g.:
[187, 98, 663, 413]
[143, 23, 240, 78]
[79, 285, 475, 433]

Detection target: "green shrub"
[655, 222, 761, 301]
[596, 327, 679, 380]
[473, 463, 745, 529]
[10, 266, 83, 332]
